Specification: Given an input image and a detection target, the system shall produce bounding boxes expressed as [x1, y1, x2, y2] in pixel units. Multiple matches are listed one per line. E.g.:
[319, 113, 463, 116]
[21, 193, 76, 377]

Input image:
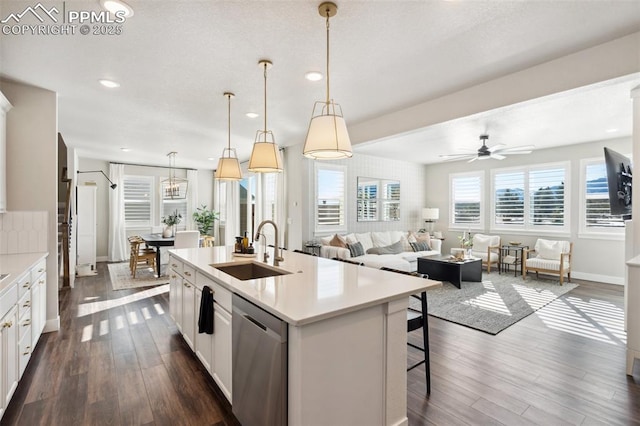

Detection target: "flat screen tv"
[604, 147, 632, 219]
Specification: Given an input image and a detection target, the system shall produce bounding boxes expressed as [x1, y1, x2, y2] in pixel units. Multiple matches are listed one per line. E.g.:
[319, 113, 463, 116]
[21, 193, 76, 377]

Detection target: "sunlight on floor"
[461, 281, 511, 315]
[77, 284, 170, 317]
[537, 295, 626, 345]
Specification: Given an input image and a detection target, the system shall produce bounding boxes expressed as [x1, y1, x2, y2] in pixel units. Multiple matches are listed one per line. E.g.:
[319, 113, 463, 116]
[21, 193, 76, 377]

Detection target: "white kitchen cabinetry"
[0, 304, 18, 418]
[0, 91, 12, 213]
[30, 259, 46, 348]
[168, 254, 233, 404]
[76, 185, 97, 273]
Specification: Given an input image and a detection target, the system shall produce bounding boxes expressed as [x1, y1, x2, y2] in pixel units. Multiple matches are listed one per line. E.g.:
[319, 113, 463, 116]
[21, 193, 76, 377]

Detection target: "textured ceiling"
[1, 0, 640, 169]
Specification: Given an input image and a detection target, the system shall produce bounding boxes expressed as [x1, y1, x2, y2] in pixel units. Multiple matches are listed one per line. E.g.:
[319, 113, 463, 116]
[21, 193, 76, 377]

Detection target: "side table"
[500, 245, 528, 276]
[305, 243, 321, 256]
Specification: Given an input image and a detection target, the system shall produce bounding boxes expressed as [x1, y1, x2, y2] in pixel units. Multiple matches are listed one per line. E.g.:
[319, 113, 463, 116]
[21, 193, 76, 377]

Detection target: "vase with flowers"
[161, 210, 182, 238]
[458, 231, 473, 258]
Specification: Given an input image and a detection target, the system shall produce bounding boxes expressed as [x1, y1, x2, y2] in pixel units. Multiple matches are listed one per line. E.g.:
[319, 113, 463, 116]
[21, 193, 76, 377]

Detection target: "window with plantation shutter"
[315, 164, 346, 233]
[582, 159, 624, 232]
[162, 199, 187, 231]
[124, 176, 152, 227]
[450, 172, 483, 228]
[494, 170, 524, 225]
[491, 162, 569, 232]
[529, 166, 566, 227]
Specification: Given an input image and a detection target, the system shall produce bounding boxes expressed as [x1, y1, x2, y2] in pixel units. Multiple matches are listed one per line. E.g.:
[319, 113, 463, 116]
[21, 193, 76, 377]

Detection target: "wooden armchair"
[128, 236, 156, 278]
[470, 234, 501, 273]
[523, 239, 572, 285]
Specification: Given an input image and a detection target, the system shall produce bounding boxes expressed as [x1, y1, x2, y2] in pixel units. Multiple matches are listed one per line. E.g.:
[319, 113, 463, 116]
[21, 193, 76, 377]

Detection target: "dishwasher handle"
[244, 314, 267, 331]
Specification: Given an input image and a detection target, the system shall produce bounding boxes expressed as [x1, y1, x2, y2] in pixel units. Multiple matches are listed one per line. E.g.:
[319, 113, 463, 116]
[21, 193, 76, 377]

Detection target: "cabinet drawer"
[31, 259, 46, 282]
[183, 264, 196, 282]
[19, 308, 31, 340]
[0, 282, 17, 319]
[18, 290, 31, 320]
[17, 272, 31, 298]
[196, 273, 232, 313]
[169, 256, 183, 277]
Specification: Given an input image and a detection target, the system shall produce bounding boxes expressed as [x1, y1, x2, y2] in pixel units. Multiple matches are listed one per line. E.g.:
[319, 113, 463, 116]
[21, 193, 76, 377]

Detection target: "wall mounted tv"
[604, 147, 632, 219]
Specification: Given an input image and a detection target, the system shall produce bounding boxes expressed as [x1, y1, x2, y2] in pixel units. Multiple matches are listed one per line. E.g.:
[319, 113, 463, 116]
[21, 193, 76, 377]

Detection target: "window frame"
[490, 161, 571, 236]
[123, 175, 154, 229]
[579, 157, 625, 240]
[314, 162, 347, 234]
[449, 171, 484, 231]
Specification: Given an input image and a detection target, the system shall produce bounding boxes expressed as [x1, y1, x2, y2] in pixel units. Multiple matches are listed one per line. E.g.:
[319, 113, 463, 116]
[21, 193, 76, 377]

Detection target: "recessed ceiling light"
[246, 112, 259, 119]
[305, 71, 323, 82]
[606, 128, 619, 133]
[100, 0, 134, 18]
[120, 147, 131, 152]
[99, 79, 120, 88]
[207, 157, 216, 161]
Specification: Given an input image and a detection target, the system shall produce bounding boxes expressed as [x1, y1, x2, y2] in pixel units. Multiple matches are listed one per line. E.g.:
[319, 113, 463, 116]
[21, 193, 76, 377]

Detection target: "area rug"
[107, 262, 169, 290]
[422, 273, 578, 335]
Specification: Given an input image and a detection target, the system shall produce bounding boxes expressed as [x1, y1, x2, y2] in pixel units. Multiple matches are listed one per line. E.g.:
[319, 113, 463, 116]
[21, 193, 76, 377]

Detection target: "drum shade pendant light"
[215, 92, 242, 181]
[303, 2, 352, 160]
[161, 152, 188, 199]
[248, 60, 283, 173]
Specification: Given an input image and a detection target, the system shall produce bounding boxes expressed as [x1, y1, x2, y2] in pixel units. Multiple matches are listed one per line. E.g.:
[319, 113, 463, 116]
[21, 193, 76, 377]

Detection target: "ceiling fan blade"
[439, 153, 475, 160]
[503, 150, 533, 155]
[495, 145, 535, 154]
[488, 144, 506, 152]
[490, 153, 506, 160]
[467, 156, 479, 163]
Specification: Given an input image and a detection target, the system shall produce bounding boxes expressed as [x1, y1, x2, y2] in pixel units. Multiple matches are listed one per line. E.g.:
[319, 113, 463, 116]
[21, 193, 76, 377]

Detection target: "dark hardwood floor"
[2, 264, 639, 425]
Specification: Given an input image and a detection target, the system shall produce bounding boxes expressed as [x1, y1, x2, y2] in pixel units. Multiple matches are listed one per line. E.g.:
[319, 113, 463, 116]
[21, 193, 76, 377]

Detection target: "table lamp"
[422, 208, 439, 235]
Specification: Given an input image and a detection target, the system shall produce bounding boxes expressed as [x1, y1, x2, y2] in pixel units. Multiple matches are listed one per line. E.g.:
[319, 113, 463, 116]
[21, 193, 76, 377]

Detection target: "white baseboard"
[572, 271, 623, 285]
[43, 316, 60, 332]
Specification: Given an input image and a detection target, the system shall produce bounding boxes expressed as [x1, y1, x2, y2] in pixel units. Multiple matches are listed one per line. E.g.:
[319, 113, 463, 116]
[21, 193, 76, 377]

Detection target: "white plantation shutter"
[494, 171, 525, 225]
[585, 161, 624, 229]
[451, 173, 482, 226]
[124, 176, 152, 227]
[529, 166, 566, 227]
[162, 200, 188, 231]
[316, 164, 346, 232]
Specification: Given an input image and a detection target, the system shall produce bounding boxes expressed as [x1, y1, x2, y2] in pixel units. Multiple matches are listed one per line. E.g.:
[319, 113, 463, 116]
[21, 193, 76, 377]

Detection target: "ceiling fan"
[439, 135, 534, 163]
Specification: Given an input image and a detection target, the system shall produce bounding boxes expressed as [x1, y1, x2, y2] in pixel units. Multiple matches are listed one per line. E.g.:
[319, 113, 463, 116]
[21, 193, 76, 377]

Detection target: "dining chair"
[174, 230, 200, 249]
[128, 237, 156, 278]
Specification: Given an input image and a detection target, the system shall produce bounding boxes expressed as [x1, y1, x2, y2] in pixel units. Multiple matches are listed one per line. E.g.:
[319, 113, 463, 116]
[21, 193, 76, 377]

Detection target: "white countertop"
[0, 252, 48, 295]
[169, 246, 441, 326]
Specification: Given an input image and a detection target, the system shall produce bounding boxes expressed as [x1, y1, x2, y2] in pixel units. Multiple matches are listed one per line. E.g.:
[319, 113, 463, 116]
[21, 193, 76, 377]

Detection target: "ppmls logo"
[2, 2, 127, 36]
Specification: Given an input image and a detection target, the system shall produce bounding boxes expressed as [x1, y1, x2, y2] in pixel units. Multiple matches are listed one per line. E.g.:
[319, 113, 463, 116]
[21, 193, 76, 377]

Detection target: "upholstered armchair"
[470, 234, 501, 273]
[523, 239, 572, 285]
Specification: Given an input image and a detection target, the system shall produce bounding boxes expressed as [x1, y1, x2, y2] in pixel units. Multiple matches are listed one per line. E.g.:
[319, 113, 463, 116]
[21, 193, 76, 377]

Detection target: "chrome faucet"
[254, 220, 284, 266]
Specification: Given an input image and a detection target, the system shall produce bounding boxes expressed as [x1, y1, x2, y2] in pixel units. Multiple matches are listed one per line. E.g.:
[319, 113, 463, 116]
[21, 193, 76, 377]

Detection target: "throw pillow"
[329, 234, 347, 248]
[537, 239, 562, 260]
[355, 232, 374, 252]
[366, 240, 404, 255]
[409, 232, 431, 245]
[347, 241, 365, 258]
[410, 241, 431, 252]
[472, 234, 491, 253]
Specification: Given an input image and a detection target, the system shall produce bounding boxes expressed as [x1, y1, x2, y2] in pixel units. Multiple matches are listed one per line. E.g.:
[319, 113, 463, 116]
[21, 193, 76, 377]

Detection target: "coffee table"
[417, 255, 482, 289]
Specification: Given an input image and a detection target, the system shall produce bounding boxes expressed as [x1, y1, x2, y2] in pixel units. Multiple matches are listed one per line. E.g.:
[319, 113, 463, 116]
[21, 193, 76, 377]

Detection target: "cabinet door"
[194, 287, 213, 373]
[38, 278, 46, 339]
[1, 307, 18, 412]
[213, 304, 232, 402]
[181, 280, 195, 350]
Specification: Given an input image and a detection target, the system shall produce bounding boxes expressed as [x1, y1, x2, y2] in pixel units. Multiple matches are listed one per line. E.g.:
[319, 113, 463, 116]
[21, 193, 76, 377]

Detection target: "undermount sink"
[212, 262, 291, 281]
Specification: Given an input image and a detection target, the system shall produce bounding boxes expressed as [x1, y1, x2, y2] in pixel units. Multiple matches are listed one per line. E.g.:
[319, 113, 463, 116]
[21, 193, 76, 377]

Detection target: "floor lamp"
[422, 208, 439, 235]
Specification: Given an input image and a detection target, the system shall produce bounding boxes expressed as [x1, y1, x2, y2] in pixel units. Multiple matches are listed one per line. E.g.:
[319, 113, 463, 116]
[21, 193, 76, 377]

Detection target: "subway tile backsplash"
[0, 211, 48, 254]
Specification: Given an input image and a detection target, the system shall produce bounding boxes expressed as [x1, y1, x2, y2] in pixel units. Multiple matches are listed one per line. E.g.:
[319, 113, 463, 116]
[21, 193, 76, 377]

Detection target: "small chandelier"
[303, 2, 352, 160]
[248, 60, 283, 173]
[161, 152, 188, 199]
[215, 92, 243, 181]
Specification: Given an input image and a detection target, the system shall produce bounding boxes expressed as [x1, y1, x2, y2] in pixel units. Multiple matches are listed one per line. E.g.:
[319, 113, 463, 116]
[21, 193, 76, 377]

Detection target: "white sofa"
[319, 231, 441, 272]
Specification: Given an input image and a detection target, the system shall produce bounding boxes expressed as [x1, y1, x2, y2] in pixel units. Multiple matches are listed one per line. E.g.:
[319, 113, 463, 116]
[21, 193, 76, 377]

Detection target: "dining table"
[141, 233, 175, 277]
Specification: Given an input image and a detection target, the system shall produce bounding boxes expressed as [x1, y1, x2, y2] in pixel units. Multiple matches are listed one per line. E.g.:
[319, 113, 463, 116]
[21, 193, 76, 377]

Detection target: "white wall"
[424, 137, 631, 284]
[0, 78, 59, 331]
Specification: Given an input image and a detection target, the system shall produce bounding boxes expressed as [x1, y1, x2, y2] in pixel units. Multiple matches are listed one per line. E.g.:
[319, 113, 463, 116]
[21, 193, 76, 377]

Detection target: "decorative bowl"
[509, 241, 521, 246]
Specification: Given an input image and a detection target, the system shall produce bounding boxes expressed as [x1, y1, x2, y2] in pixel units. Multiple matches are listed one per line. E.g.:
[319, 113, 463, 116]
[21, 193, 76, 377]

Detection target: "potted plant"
[161, 210, 182, 237]
[192, 204, 219, 236]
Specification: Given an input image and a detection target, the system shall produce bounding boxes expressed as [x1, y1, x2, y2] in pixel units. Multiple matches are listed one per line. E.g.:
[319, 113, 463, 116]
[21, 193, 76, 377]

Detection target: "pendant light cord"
[325, 10, 330, 104]
[227, 94, 231, 155]
[263, 62, 268, 133]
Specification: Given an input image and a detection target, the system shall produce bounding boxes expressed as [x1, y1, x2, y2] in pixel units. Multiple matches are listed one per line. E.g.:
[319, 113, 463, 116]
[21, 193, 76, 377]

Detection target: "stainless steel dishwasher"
[232, 294, 288, 426]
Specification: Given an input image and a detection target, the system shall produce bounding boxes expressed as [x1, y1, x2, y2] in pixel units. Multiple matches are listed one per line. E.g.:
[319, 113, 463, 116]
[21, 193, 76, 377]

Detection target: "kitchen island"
[168, 246, 441, 426]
